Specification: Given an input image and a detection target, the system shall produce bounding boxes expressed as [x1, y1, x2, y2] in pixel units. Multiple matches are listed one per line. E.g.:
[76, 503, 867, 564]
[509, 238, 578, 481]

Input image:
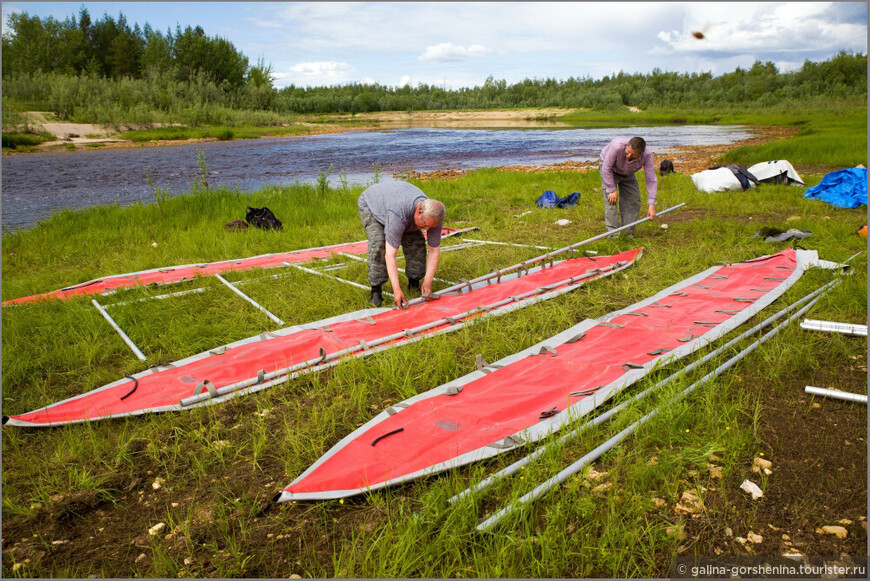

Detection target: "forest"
[2, 7, 867, 125]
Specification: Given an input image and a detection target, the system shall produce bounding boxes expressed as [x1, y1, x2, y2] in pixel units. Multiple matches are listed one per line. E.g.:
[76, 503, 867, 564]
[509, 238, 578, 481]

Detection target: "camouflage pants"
[358, 207, 427, 287]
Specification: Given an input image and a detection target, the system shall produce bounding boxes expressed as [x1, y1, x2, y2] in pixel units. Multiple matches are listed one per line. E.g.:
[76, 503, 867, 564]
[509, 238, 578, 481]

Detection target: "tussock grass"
[121, 124, 316, 143]
[1, 117, 867, 577]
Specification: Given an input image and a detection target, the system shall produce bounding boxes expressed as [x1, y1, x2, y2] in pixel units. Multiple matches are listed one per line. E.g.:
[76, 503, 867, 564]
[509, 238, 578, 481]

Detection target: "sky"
[2, 2, 867, 89]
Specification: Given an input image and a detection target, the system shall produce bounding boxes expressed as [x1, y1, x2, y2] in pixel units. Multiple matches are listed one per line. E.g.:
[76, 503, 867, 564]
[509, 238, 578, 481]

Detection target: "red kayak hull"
[278, 249, 819, 501]
[5, 248, 642, 427]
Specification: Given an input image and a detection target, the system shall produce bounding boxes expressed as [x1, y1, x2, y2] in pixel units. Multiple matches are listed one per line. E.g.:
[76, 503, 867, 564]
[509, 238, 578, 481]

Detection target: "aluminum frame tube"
[463, 239, 554, 251]
[288, 263, 394, 296]
[91, 299, 147, 361]
[805, 386, 868, 404]
[475, 279, 836, 532]
[406, 203, 685, 307]
[800, 319, 868, 337]
[215, 274, 285, 326]
[106, 286, 209, 307]
[105, 265, 310, 307]
[448, 279, 839, 504]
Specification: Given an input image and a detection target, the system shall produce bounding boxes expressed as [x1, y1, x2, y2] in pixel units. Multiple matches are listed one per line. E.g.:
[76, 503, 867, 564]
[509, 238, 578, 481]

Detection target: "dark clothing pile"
[710, 164, 759, 191]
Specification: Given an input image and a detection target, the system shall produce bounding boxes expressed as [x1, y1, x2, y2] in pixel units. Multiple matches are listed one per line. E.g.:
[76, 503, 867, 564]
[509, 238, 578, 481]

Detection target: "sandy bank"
[12, 109, 796, 178]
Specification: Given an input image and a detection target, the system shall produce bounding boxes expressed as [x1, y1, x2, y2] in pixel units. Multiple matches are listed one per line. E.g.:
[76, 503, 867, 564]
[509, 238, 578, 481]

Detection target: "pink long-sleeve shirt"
[600, 137, 658, 205]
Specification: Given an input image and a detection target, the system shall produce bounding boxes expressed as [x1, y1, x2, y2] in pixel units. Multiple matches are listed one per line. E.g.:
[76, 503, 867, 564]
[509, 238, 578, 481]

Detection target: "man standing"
[599, 136, 657, 236]
[358, 181, 446, 308]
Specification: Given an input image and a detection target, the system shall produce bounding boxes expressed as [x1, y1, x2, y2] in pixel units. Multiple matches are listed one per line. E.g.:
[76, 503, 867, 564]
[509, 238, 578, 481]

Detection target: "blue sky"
[2, 2, 867, 89]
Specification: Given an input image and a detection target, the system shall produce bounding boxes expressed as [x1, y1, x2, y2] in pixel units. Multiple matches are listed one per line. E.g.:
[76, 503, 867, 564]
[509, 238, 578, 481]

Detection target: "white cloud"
[657, 2, 867, 55]
[250, 2, 864, 88]
[419, 43, 492, 62]
[6, 1, 866, 89]
[286, 61, 356, 85]
[399, 75, 412, 87]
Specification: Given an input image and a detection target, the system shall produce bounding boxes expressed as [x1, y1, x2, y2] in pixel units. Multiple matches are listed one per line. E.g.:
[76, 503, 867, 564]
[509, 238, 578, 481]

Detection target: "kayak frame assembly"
[83, 234, 561, 361]
[450, 279, 840, 507]
[4, 202, 691, 428]
[275, 245, 839, 503]
[2, 226, 479, 305]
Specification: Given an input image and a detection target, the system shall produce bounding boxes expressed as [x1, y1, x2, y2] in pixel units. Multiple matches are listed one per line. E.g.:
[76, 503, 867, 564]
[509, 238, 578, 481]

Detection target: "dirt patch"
[657, 338, 868, 573]
[345, 107, 574, 129]
[22, 111, 152, 150]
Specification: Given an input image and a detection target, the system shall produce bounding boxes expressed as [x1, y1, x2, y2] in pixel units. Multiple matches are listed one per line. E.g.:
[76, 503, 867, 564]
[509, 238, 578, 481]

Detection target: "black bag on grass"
[246, 206, 283, 231]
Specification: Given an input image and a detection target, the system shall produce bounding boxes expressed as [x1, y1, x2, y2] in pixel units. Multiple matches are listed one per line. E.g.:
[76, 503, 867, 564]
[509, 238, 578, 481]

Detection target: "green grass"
[120, 124, 319, 143]
[718, 108, 867, 167]
[1, 113, 867, 577]
[1, 131, 56, 151]
[560, 104, 868, 168]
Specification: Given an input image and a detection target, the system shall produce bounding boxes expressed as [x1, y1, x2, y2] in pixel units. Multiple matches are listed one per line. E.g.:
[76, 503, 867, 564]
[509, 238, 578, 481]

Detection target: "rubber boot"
[407, 277, 421, 292]
[369, 284, 383, 307]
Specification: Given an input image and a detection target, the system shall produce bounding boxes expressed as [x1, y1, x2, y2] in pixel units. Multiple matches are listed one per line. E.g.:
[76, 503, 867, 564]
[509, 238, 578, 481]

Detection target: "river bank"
[11, 108, 576, 153]
[8, 107, 799, 182]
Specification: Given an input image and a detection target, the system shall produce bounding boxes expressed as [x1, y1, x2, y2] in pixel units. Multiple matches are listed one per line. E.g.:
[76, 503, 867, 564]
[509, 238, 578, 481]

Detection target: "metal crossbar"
[800, 318, 867, 337]
[336, 252, 456, 286]
[463, 239, 553, 250]
[215, 274, 285, 326]
[289, 263, 395, 297]
[91, 299, 147, 361]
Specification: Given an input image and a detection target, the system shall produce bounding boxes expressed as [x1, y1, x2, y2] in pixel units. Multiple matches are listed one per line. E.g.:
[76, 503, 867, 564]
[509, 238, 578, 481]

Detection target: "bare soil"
[24, 111, 148, 149]
[656, 339, 868, 575]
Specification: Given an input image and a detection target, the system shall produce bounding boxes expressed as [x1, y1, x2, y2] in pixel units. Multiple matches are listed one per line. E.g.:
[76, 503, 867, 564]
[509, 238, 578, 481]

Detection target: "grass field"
[1, 116, 867, 577]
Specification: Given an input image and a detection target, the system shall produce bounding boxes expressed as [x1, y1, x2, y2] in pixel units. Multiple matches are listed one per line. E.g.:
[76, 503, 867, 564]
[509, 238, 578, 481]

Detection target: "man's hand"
[647, 205, 656, 220]
[607, 190, 618, 205]
[385, 243, 406, 307]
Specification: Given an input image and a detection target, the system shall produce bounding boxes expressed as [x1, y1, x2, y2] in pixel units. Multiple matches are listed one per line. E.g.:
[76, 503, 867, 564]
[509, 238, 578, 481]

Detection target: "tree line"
[2, 7, 866, 125]
[1, 7, 271, 89]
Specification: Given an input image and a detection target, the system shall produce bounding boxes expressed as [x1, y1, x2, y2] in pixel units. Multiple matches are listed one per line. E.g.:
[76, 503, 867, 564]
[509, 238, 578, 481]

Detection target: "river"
[1, 124, 752, 231]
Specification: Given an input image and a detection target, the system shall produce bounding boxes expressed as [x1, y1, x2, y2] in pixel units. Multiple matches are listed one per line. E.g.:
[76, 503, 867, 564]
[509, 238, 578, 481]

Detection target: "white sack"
[691, 167, 746, 193]
[748, 160, 804, 185]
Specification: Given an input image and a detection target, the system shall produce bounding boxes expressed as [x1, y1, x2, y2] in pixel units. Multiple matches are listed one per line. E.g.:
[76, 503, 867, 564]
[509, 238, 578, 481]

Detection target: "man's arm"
[421, 245, 441, 296]
[384, 243, 406, 307]
[601, 149, 619, 204]
[642, 153, 658, 220]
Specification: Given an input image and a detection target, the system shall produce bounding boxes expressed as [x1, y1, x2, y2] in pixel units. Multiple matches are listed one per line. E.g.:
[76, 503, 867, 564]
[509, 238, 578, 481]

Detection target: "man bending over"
[599, 136, 657, 237]
[357, 181, 446, 308]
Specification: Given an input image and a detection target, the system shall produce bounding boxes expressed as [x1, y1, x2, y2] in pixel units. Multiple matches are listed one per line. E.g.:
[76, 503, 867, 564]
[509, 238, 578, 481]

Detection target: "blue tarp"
[804, 168, 867, 209]
[535, 190, 581, 209]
